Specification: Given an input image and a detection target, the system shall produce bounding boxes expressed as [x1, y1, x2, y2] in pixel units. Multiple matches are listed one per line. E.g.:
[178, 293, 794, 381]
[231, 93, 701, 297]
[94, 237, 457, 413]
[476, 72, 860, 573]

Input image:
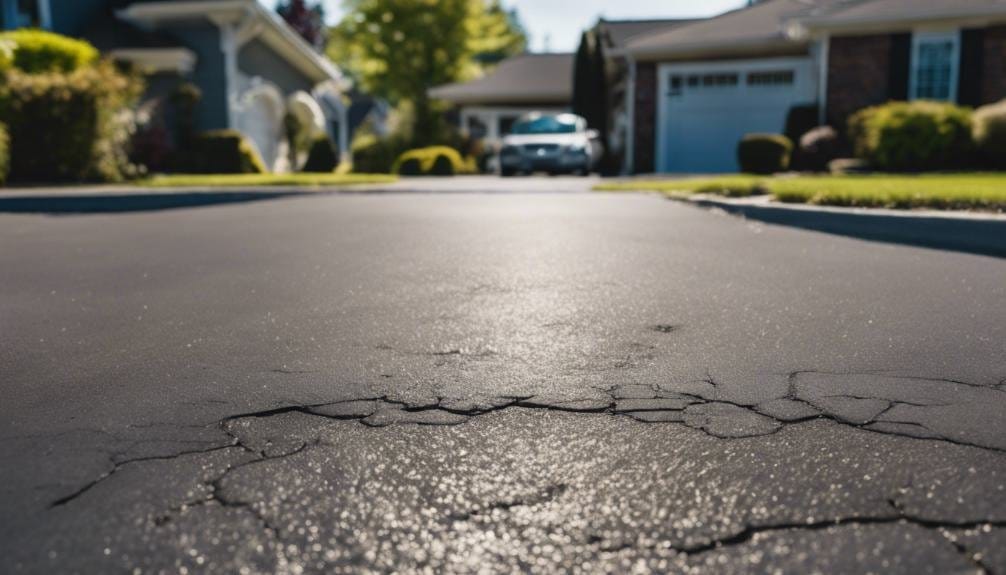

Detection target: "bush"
[351, 133, 402, 174]
[393, 146, 467, 176]
[397, 157, 422, 176]
[180, 130, 267, 174]
[0, 29, 99, 73]
[784, 104, 819, 145]
[0, 62, 142, 182]
[302, 135, 339, 173]
[0, 122, 8, 185]
[797, 126, 841, 172]
[973, 99, 1006, 170]
[848, 101, 973, 172]
[737, 134, 793, 174]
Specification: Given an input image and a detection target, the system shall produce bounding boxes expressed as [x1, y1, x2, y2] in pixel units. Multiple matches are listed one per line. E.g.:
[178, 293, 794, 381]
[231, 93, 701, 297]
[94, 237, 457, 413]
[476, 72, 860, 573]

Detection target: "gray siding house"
[1, 0, 350, 171]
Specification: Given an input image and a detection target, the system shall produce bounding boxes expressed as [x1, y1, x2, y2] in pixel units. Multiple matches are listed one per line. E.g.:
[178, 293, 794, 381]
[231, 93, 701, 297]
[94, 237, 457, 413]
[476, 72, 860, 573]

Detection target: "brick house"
[622, 0, 1006, 174]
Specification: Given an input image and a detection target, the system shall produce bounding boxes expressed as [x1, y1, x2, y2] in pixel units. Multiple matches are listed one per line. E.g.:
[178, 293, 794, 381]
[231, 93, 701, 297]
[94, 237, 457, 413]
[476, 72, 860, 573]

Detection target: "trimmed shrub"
[0, 122, 8, 185]
[797, 126, 841, 172]
[393, 146, 467, 176]
[181, 130, 267, 174]
[848, 101, 973, 172]
[0, 29, 99, 73]
[784, 104, 819, 145]
[351, 133, 401, 174]
[973, 99, 1006, 169]
[397, 157, 422, 176]
[302, 135, 339, 173]
[737, 134, 793, 175]
[0, 62, 142, 182]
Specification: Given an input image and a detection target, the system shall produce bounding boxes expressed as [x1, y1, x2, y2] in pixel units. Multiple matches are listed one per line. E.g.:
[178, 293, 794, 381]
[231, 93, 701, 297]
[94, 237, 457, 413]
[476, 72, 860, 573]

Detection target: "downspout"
[817, 34, 830, 126]
[623, 54, 636, 176]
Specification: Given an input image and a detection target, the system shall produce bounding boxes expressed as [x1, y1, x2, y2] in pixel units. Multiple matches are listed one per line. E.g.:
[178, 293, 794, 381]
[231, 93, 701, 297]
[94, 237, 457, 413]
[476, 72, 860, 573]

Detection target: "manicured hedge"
[0, 63, 140, 182]
[0, 122, 8, 185]
[973, 99, 1006, 170]
[849, 101, 973, 172]
[797, 126, 841, 173]
[351, 133, 402, 174]
[181, 130, 268, 174]
[737, 134, 793, 175]
[0, 29, 98, 73]
[393, 146, 467, 176]
[302, 135, 339, 173]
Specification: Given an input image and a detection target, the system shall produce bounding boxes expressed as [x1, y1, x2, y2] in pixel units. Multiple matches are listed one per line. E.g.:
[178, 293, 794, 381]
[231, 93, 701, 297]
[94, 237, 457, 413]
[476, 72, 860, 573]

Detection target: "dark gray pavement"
[1, 180, 1004, 573]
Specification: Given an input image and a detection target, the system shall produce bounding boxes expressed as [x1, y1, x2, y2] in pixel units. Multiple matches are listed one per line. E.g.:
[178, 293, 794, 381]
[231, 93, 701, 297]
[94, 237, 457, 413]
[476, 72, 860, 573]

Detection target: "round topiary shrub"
[973, 99, 1006, 170]
[429, 154, 455, 176]
[848, 101, 973, 172]
[302, 135, 339, 173]
[396, 157, 422, 176]
[797, 126, 841, 172]
[0, 29, 99, 73]
[737, 134, 793, 174]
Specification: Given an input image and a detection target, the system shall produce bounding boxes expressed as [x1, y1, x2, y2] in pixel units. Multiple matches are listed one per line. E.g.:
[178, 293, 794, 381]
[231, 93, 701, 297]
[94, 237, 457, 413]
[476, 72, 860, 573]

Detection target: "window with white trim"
[910, 31, 960, 101]
[6, 0, 50, 29]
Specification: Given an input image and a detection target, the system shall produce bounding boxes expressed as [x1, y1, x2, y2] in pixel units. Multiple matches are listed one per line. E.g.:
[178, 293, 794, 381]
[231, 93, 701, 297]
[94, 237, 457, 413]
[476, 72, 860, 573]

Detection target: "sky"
[261, 0, 747, 53]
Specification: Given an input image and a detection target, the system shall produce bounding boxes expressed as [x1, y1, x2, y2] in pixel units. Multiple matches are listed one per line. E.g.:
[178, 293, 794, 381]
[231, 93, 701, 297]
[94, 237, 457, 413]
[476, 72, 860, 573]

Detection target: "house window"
[911, 31, 960, 101]
[4, 0, 50, 29]
[748, 70, 795, 87]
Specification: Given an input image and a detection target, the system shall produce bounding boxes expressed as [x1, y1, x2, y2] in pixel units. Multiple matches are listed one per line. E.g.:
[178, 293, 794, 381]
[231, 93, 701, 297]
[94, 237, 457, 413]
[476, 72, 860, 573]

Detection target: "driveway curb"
[679, 194, 1006, 258]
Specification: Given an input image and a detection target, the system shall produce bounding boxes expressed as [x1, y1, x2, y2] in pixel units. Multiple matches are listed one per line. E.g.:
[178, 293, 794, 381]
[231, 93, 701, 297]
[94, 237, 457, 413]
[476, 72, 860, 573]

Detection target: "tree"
[572, 29, 609, 168]
[328, 0, 527, 146]
[277, 0, 327, 51]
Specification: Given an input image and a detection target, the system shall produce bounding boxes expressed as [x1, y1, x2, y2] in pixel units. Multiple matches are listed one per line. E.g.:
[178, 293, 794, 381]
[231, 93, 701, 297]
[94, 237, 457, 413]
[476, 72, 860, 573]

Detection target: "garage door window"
[911, 31, 960, 101]
[748, 70, 794, 87]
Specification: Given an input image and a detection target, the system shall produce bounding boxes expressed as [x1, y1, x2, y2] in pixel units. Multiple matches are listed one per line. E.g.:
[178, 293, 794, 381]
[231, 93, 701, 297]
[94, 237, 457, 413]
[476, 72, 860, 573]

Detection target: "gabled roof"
[795, 0, 1006, 34]
[625, 0, 842, 61]
[118, 0, 342, 84]
[429, 53, 573, 106]
[596, 18, 700, 51]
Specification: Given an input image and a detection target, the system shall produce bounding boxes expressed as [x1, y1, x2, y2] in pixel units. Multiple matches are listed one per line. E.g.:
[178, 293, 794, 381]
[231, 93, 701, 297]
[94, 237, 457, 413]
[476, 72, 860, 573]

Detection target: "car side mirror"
[586, 129, 600, 140]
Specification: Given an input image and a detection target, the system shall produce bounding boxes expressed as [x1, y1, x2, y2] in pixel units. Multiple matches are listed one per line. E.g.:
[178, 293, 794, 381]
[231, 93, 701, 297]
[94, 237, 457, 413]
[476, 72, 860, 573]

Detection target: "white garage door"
[657, 58, 817, 173]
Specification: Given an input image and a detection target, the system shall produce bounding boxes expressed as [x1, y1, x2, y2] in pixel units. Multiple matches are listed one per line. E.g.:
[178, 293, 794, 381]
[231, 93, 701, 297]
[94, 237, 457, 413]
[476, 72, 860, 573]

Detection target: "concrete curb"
[680, 194, 1006, 259]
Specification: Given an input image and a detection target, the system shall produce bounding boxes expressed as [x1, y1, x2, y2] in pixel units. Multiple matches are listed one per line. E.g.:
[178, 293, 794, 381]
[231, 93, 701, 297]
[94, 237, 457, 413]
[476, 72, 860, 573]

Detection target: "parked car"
[497, 113, 602, 176]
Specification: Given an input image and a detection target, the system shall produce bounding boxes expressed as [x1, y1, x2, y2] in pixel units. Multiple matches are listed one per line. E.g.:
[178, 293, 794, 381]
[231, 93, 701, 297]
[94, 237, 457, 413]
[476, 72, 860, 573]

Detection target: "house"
[580, 18, 698, 173]
[429, 53, 573, 144]
[622, 0, 1006, 174]
[0, 0, 350, 171]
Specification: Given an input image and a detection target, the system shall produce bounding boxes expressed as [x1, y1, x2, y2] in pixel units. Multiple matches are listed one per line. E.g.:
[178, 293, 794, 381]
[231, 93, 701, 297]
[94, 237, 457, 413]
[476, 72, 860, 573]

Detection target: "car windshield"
[510, 115, 578, 135]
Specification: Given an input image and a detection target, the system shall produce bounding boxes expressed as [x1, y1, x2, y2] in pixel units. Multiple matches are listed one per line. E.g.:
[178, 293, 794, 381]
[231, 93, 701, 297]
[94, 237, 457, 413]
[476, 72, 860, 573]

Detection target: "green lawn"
[139, 173, 397, 188]
[596, 174, 1006, 212]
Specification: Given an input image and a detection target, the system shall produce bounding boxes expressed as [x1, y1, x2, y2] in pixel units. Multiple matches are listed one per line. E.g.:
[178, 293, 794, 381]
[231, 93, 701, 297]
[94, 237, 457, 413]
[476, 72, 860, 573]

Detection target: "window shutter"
[958, 28, 985, 106]
[888, 33, 912, 101]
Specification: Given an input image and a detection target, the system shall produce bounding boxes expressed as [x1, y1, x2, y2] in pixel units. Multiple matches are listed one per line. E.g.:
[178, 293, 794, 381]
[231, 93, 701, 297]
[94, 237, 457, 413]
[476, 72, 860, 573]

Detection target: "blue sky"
[260, 0, 746, 52]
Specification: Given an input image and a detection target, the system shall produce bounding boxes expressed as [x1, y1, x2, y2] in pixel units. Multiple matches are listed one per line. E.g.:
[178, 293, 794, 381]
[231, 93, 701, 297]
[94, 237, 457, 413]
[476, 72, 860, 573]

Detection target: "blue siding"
[48, 0, 106, 36]
[238, 38, 315, 95]
[160, 22, 229, 131]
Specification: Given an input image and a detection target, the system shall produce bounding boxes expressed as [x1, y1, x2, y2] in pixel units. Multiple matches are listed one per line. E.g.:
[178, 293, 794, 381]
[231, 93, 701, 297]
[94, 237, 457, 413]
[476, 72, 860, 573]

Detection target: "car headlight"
[500, 145, 520, 156]
[564, 143, 588, 154]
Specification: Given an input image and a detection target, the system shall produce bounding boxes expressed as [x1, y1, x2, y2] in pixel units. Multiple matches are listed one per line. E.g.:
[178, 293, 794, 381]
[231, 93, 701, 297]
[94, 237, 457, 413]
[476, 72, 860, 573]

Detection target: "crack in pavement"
[595, 498, 1004, 574]
[45, 370, 1006, 509]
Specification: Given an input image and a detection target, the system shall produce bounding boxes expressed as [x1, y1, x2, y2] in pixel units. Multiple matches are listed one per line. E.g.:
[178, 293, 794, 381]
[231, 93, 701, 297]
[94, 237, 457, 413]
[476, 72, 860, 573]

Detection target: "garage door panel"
[658, 58, 817, 173]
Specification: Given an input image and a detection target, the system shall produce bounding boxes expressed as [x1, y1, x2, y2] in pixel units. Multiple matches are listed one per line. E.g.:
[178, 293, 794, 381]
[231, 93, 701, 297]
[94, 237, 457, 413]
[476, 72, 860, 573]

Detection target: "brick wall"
[983, 25, 1006, 104]
[633, 62, 656, 174]
[826, 34, 893, 130]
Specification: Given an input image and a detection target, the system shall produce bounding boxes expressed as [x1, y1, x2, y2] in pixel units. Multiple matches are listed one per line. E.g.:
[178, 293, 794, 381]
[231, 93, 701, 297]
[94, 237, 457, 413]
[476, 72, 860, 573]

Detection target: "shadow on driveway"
[693, 198, 1006, 259]
[0, 190, 310, 215]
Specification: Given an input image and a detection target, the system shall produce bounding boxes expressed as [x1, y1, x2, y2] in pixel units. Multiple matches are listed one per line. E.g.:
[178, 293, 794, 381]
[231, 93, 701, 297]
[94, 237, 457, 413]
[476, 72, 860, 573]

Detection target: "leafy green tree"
[328, 0, 526, 145]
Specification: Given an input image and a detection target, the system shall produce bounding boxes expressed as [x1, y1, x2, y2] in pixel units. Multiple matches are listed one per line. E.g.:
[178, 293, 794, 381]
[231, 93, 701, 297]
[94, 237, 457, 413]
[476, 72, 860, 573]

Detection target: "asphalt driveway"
[1, 179, 1003, 573]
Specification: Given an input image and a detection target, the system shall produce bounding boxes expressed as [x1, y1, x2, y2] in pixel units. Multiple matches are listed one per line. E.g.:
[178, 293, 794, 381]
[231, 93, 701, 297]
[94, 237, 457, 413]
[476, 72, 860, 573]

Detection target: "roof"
[796, 0, 1006, 34]
[625, 0, 841, 61]
[117, 0, 342, 84]
[596, 18, 700, 50]
[429, 53, 573, 106]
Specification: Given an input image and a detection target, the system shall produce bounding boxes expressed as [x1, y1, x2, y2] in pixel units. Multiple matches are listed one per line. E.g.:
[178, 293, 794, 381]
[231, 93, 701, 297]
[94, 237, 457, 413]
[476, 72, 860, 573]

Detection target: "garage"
[655, 58, 817, 173]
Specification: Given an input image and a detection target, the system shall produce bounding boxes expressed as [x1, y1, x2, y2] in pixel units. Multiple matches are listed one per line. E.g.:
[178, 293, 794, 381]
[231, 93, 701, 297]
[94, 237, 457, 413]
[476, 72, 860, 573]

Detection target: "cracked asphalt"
[2, 181, 1005, 573]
